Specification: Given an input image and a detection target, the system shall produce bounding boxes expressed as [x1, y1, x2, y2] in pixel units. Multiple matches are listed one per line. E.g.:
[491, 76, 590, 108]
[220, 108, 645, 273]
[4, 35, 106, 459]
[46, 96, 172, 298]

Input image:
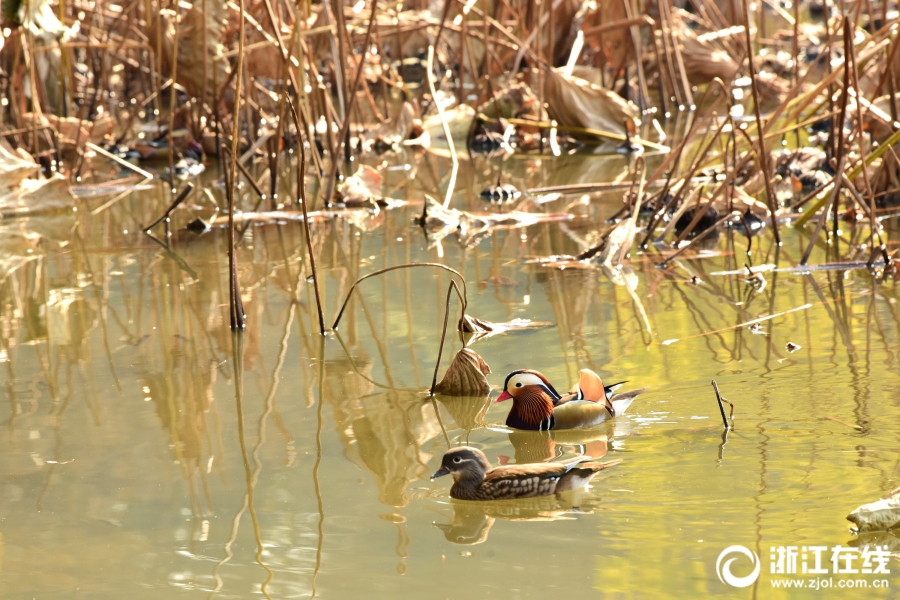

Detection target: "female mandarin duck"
[431, 446, 621, 500]
[496, 368, 648, 431]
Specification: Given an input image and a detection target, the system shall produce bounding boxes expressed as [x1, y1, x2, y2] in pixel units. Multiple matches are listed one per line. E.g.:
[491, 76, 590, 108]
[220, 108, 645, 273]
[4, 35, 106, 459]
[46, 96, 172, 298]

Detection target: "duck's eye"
[453, 456, 463, 464]
[515, 382, 523, 387]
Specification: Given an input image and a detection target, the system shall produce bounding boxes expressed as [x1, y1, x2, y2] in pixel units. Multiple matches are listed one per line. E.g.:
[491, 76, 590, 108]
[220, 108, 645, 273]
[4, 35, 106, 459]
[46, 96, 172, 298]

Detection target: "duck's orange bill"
[495, 390, 513, 403]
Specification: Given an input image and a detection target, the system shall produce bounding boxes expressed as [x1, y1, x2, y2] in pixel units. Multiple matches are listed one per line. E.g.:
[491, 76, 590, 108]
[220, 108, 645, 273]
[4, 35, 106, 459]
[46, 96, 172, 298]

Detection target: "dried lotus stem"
[711, 380, 734, 430]
[287, 97, 326, 335]
[332, 263, 468, 330]
[430, 280, 470, 396]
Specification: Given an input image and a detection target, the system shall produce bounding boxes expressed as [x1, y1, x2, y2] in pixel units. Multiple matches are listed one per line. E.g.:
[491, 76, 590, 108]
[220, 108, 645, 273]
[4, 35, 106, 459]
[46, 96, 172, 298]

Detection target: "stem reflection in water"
[3, 144, 900, 598]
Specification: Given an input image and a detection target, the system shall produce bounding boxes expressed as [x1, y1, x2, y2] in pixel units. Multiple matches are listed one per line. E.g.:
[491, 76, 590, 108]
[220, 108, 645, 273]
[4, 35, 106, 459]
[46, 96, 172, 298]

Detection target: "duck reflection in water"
[433, 418, 630, 545]
[434, 489, 606, 545]
[503, 428, 610, 464]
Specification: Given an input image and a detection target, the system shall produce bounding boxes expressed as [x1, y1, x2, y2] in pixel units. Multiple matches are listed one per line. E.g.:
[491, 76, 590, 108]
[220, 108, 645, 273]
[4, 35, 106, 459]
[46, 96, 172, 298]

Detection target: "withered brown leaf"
[434, 348, 492, 396]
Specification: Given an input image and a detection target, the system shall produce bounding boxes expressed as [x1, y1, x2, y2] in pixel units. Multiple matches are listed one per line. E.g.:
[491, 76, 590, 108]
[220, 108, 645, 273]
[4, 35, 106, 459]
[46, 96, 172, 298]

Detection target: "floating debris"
[479, 183, 522, 204]
[459, 315, 554, 345]
[744, 265, 768, 291]
[419, 195, 572, 247]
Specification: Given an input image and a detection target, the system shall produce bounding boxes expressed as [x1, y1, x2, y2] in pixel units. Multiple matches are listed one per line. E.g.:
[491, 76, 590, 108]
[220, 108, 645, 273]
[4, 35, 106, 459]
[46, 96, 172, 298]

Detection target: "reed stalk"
[226, 0, 247, 330]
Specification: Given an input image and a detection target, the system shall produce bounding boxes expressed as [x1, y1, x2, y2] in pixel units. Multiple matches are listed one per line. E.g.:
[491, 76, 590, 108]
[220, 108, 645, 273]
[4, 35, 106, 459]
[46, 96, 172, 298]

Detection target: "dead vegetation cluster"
[2, 0, 900, 332]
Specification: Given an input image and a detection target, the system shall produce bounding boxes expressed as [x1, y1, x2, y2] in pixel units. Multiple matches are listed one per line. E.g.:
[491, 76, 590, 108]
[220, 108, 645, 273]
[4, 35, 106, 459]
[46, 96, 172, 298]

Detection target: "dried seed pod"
[434, 349, 492, 396]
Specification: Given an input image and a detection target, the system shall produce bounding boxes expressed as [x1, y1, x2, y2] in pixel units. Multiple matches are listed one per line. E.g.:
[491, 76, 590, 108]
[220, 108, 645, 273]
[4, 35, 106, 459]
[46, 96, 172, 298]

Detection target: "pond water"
[2, 145, 900, 599]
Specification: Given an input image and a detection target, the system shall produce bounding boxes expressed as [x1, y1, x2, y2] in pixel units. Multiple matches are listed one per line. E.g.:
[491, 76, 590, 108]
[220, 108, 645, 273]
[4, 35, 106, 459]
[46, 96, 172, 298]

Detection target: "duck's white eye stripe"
[511, 373, 547, 388]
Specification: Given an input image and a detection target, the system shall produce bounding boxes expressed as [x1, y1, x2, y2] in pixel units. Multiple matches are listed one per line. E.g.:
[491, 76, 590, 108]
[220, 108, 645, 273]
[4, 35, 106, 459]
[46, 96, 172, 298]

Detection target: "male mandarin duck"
[496, 368, 648, 431]
[430, 446, 621, 501]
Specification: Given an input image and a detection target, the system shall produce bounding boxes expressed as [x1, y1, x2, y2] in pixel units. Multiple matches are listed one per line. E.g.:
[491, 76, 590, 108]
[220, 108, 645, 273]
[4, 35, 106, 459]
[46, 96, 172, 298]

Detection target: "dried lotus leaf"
[541, 68, 639, 139]
[434, 348, 491, 396]
[370, 102, 418, 148]
[459, 314, 493, 334]
[147, 0, 228, 105]
[337, 165, 383, 206]
[847, 487, 900, 533]
[680, 34, 739, 85]
[476, 81, 539, 120]
[597, 219, 637, 266]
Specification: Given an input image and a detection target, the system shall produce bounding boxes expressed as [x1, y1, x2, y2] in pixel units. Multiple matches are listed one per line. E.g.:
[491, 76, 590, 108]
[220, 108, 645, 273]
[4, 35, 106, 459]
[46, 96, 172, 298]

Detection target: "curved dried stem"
[711, 380, 734, 430]
[430, 280, 465, 396]
[332, 330, 423, 393]
[332, 263, 468, 330]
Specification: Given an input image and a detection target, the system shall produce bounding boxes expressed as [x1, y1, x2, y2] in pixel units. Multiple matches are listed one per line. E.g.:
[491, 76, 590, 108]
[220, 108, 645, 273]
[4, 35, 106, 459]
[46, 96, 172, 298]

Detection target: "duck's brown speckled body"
[431, 447, 621, 501]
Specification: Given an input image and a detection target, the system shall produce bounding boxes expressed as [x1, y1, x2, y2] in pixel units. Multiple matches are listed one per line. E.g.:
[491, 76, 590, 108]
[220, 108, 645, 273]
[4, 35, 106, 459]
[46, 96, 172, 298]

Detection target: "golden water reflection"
[0, 153, 899, 597]
[435, 491, 604, 546]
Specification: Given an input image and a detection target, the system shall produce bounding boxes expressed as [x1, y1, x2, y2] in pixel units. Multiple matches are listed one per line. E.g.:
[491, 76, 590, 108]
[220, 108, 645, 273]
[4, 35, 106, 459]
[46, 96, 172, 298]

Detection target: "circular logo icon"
[716, 545, 761, 588]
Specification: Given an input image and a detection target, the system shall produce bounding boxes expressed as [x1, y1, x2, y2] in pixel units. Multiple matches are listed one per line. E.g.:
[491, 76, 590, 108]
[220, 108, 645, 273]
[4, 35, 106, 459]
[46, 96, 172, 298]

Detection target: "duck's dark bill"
[431, 466, 451, 480]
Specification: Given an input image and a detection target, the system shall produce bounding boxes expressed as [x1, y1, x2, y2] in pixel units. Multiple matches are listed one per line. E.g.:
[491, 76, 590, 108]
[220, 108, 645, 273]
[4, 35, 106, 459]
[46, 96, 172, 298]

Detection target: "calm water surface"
[2, 147, 900, 599]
